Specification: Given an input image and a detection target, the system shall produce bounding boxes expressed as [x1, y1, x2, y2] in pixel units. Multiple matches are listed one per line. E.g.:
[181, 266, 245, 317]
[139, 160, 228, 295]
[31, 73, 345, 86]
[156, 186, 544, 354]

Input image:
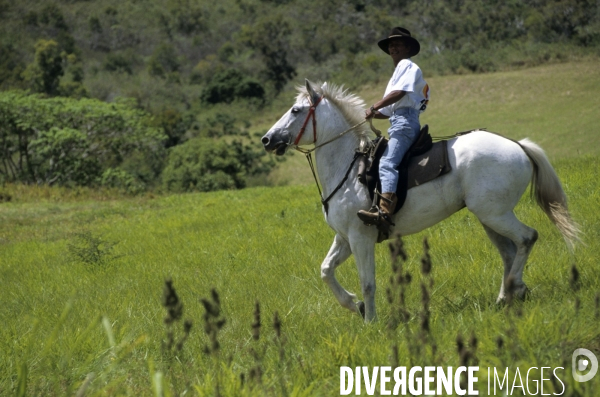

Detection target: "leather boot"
[357, 192, 397, 227]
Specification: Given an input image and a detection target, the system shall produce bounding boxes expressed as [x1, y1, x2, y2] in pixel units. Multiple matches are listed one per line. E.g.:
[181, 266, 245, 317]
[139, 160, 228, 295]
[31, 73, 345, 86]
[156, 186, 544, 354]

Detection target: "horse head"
[262, 80, 322, 155]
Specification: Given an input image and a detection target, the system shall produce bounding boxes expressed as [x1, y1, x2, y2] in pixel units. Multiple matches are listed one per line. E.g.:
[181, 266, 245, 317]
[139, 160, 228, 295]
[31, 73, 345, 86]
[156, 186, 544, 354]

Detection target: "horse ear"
[305, 79, 320, 106]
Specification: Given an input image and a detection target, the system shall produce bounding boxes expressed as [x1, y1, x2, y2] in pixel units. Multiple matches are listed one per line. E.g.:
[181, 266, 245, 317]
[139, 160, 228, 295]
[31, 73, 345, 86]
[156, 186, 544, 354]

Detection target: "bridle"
[287, 95, 379, 215]
[293, 95, 323, 146]
[289, 96, 375, 155]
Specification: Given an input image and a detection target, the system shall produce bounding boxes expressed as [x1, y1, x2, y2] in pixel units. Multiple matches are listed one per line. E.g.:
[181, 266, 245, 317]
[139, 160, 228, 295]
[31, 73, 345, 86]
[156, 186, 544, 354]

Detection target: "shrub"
[200, 69, 265, 104]
[0, 91, 166, 187]
[0, 43, 25, 89]
[161, 138, 271, 192]
[29, 127, 101, 186]
[100, 167, 145, 194]
[67, 231, 120, 266]
[148, 43, 180, 78]
[103, 53, 133, 74]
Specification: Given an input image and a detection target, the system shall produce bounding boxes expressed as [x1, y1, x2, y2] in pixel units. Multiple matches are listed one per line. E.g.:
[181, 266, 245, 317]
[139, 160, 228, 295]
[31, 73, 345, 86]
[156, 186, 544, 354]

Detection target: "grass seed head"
[570, 264, 580, 291]
[162, 278, 183, 325]
[252, 301, 261, 341]
[496, 336, 504, 351]
[273, 311, 282, 339]
[456, 334, 465, 356]
[420, 312, 430, 333]
[421, 237, 432, 275]
[200, 287, 225, 356]
[469, 332, 478, 351]
[389, 234, 407, 263]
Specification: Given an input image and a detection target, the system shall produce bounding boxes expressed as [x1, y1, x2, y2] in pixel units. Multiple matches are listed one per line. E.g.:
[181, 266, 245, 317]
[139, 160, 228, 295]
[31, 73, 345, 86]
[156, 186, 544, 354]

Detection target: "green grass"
[1, 62, 600, 395]
[1, 155, 599, 395]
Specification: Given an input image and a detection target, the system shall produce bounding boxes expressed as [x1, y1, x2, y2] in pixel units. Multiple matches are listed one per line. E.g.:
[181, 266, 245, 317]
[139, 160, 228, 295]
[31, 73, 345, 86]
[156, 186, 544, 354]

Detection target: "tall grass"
[1, 154, 599, 395]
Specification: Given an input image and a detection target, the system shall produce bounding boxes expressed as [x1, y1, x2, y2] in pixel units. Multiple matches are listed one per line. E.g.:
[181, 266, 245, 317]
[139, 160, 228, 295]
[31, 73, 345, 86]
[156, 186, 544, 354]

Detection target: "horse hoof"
[496, 284, 530, 305]
[357, 301, 365, 319]
[516, 284, 530, 300]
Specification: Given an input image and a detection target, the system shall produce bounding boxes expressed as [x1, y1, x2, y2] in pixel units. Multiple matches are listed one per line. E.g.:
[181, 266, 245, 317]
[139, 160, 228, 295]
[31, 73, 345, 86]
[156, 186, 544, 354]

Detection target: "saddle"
[357, 125, 452, 216]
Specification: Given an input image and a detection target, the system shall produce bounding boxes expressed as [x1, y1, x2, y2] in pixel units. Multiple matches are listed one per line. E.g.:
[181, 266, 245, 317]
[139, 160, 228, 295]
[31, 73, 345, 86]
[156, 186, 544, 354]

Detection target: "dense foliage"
[0, 91, 273, 192]
[0, 91, 166, 191]
[0, 0, 596, 93]
[0, 0, 598, 192]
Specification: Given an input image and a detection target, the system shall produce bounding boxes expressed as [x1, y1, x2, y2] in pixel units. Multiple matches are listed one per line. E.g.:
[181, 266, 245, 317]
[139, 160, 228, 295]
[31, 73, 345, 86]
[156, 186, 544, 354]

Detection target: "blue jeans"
[379, 108, 420, 193]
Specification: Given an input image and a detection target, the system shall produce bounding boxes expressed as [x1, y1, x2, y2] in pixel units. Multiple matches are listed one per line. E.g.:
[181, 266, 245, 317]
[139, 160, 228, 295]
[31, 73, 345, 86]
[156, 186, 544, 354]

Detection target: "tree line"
[0, 0, 597, 192]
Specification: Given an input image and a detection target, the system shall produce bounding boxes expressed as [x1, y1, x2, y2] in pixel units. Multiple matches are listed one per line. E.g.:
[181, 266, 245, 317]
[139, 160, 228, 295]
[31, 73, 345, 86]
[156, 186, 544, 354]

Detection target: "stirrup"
[357, 206, 381, 226]
[357, 206, 395, 227]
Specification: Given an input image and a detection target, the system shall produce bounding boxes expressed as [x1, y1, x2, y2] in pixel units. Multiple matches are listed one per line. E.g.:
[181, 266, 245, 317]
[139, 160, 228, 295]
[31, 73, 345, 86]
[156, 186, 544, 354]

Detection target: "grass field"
[1, 62, 600, 396]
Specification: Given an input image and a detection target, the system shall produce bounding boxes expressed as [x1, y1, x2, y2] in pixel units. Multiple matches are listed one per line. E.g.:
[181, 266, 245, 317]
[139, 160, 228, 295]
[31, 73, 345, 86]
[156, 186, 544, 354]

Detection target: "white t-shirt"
[379, 59, 429, 117]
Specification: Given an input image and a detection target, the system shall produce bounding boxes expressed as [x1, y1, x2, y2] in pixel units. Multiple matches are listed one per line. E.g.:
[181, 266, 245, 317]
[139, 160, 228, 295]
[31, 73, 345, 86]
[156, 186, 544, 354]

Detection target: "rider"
[357, 27, 429, 230]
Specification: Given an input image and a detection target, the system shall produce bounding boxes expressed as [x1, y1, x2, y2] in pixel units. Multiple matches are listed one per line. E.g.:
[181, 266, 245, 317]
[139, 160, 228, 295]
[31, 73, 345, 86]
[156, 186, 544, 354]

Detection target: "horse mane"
[296, 82, 371, 140]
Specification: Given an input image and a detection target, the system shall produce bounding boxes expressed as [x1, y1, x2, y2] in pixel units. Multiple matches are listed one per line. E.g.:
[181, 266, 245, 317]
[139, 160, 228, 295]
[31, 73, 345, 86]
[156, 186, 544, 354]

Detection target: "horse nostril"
[261, 136, 270, 146]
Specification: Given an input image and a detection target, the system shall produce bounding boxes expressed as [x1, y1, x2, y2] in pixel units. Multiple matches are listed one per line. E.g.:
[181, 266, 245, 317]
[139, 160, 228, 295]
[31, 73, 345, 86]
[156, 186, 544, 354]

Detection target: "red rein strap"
[293, 96, 323, 146]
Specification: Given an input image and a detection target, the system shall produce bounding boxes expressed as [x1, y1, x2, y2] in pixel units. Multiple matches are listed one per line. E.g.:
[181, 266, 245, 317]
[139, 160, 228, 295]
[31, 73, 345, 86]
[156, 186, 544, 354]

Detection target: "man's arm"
[365, 90, 406, 119]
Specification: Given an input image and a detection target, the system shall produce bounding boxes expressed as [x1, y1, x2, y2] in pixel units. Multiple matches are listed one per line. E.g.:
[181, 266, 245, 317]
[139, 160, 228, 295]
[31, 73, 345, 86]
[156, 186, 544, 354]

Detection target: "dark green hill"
[0, 0, 598, 193]
[1, 0, 598, 107]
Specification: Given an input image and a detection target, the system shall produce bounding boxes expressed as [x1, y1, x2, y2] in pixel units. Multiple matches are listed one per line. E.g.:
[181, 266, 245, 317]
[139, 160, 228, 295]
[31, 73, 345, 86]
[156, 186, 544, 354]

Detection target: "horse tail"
[517, 138, 580, 249]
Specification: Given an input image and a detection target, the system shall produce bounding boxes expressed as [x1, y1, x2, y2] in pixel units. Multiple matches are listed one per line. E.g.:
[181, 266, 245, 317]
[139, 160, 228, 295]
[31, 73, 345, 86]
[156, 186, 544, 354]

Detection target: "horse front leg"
[321, 234, 358, 313]
[349, 231, 377, 322]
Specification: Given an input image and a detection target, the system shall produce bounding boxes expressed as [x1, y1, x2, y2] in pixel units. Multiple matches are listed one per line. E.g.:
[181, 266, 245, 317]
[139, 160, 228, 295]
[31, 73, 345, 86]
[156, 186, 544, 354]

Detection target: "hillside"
[0, 0, 598, 193]
[1, 0, 598, 108]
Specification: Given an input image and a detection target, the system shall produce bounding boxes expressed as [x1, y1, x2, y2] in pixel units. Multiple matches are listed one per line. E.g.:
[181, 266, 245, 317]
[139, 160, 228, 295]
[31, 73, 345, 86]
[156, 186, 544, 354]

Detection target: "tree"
[148, 43, 180, 79]
[240, 13, 296, 93]
[200, 68, 265, 104]
[22, 40, 63, 96]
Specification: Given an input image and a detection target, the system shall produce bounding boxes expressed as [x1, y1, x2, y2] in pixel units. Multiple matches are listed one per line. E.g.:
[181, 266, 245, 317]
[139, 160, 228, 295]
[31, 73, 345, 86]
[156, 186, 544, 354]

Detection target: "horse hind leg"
[482, 224, 517, 302]
[321, 234, 358, 313]
[479, 212, 538, 302]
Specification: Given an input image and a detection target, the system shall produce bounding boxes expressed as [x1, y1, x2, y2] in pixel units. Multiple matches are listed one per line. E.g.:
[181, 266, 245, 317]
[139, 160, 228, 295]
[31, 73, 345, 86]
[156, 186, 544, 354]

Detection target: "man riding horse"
[357, 27, 430, 232]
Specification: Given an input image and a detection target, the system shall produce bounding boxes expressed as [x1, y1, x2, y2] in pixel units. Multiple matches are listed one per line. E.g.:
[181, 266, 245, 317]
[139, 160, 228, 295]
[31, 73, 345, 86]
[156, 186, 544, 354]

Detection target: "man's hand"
[365, 106, 390, 120]
[366, 90, 407, 120]
[365, 106, 377, 119]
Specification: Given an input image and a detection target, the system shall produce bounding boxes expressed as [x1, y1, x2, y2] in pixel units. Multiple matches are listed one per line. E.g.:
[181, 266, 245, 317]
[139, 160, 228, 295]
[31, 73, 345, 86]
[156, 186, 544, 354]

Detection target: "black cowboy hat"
[377, 27, 420, 57]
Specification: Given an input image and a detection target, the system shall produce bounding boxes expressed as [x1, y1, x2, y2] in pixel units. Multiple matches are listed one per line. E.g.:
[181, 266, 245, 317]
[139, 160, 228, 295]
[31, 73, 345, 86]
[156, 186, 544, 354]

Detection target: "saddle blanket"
[366, 139, 452, 214]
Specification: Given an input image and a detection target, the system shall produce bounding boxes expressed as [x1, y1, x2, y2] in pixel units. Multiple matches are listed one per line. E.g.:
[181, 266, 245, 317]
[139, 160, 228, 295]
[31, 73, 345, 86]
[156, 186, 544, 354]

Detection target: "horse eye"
[291, 107, 300, 114]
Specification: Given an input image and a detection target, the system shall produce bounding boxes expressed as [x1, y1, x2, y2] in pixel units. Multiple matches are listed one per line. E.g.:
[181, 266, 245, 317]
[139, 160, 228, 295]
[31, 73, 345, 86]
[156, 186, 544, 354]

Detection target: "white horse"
[261, 80, 579, 322]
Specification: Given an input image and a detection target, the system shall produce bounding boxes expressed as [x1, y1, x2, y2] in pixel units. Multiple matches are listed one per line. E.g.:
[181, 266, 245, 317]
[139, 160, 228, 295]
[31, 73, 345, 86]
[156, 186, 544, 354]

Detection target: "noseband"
[293, 96, 323, 146]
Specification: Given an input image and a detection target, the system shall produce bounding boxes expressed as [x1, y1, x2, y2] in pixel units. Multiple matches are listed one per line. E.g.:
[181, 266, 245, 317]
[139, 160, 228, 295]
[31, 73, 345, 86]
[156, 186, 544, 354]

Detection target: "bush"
[200, 69, 265, 104]
[0, 43, 25, 89]
[148, 43, 180, 78]
[100, 167, 145, 194]
[103, 54, 133, 74]
[0, 91, 166, 187]
[151, 108, 193, 148]
[29, 127, 101, 186]
[161, 138, 272, 193]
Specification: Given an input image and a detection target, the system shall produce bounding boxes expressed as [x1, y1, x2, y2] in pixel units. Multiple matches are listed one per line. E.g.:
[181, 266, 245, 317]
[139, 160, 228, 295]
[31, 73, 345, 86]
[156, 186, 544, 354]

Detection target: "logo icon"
[572, 348, 598, 382]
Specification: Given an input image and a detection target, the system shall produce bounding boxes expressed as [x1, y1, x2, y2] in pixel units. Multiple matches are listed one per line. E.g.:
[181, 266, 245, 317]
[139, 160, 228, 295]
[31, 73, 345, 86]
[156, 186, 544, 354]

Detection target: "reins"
[288, 96, 381, 215]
